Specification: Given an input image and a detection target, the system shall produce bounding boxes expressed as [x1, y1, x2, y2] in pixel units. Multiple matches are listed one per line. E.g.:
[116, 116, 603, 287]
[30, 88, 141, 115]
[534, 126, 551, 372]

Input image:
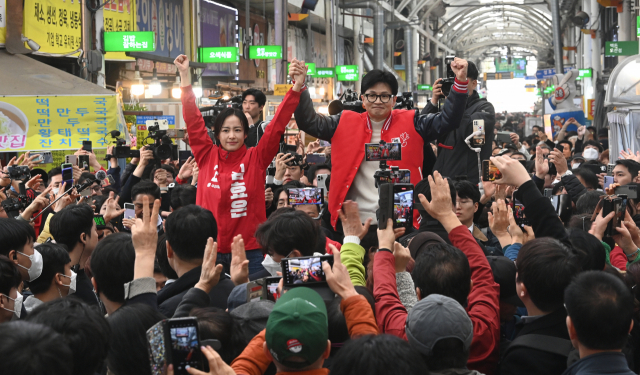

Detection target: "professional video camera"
[328, 89, 365, 115]
[1, 166, 35, 218]
[145, 119, 176, 162]
[440, 55, 456, 97]
[393, 92, 414, 110]
[103, 130, 142, 160]
[201, 95, 243, 129]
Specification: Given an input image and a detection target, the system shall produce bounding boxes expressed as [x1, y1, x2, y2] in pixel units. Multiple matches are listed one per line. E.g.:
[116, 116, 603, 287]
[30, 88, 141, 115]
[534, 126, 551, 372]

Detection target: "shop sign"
[104, 31, 155, 52]
[316, 67, 334, 77]
[417, 84, 432, 91]
[287, 62, 316, 76]
[199, 46, 239, 63]
[136, 0, 185, 58]
[249, 45, 282, 59]
[23, 0, 82, 54]
[605, 41, 639, 56]
[336, 65, 358, 75]
[104, 0, 137, 60]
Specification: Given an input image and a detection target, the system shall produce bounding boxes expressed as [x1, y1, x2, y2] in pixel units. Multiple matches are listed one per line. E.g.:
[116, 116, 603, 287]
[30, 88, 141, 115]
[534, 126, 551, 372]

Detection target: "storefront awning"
[0, 51, 118, 152]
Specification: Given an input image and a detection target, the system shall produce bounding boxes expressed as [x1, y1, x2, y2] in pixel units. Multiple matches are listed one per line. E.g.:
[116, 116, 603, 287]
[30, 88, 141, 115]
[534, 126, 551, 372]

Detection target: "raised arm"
[293, 70, 341, 142]
[175, 55, 215, 167]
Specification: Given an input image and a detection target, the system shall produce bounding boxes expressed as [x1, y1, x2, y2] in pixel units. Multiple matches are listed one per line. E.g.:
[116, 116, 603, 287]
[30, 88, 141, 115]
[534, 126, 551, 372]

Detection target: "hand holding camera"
[274, 152, 295, 181]
[431, 78, 444, 105]
[417, 171, 460, 231]
[549, 149, 568, 177]
[322, 249, 358, 300]
[490, 155, 531, 188]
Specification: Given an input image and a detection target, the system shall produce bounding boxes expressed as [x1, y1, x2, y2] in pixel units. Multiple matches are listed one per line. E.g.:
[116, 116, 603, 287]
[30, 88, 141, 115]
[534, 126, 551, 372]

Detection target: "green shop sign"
[104, 31, 155, 52]
[199, 47, 239, 63]
[249, 45, 283, 59]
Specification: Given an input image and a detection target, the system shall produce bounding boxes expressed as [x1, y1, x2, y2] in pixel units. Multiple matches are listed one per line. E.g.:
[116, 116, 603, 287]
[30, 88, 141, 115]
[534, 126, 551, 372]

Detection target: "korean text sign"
[0, 96, 117, 151]
[104, 0, 137, 60]
[136, 0, 185, 58]
[23, 0, 82, 54]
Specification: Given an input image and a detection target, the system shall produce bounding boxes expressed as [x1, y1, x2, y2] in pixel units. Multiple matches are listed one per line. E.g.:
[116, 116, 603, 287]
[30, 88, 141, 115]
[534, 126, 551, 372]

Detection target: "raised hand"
[417, 171, 459, 231]
[229, 235, 249, 286]
[195, 238, 224, 294]
[491, 155, 531, 188]
[184, 345, 236, 375]
[130, 196, 161, 279]
[323, 248, 358, 300]
[178, 156, 196, 180]
[450, 57, 468, 81]
[431, 78, 444, 105]
[103, 191, 125, 222]
[393, 242, 411, 272]
[549, 149, 568, 177]
[338, 200, 372, 240]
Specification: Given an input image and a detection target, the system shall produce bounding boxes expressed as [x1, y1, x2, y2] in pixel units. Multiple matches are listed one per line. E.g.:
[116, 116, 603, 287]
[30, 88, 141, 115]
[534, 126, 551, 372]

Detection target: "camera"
[7, 166, 31, 181]
[1, 166, 35, 218]
[328, 89, 365, 115]
[201, 95, 243, 130]
[145, 120, 176, 162]
[440, 55, 456, 97]
[104, 130, 141, 160]
[393, 92, 414, 110]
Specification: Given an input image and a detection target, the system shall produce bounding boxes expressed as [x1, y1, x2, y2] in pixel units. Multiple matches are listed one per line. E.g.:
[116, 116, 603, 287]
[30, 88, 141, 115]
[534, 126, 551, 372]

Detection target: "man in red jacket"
[374, 171, 500, 374]
[293, 59, 470, 230]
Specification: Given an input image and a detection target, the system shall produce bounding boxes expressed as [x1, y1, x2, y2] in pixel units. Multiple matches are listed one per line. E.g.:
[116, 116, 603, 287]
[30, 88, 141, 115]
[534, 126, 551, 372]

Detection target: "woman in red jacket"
[174, 55, 308, 274]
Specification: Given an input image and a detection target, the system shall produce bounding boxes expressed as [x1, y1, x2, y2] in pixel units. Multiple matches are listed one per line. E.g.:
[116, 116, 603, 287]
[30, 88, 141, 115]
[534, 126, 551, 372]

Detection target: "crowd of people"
[0, 54, 638, 375]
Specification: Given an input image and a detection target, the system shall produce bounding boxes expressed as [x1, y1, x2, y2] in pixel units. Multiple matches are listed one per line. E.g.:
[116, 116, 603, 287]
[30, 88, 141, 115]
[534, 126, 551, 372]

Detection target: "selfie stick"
[465, 130, 484, 197]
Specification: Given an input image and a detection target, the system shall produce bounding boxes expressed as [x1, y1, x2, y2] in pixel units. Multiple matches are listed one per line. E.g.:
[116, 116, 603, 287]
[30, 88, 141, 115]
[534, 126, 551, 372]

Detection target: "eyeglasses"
[364, 94, 394, 103]
[91, 186, 102, 192]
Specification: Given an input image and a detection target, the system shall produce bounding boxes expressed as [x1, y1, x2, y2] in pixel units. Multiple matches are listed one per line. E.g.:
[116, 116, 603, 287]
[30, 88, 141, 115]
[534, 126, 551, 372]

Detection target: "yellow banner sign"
[0, 95, 118, 152]
[0, 0, 6, 47]
[23, 0, 82, 55]
[274, 84, 293, 96]
[104, 0, 137, 60]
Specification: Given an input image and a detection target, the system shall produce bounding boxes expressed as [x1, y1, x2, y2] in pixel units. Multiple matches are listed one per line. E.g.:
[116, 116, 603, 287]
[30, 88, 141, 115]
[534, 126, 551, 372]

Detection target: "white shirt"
[345, 119, 384, 225]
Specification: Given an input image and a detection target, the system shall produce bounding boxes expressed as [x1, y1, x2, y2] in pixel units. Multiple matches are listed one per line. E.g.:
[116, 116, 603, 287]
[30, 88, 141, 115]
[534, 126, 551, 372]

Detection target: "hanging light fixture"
[149, 64, 162, 96]
[192, 81, 203, 98]
[172, 73, 182, 99]
[131, 63, 145, 96]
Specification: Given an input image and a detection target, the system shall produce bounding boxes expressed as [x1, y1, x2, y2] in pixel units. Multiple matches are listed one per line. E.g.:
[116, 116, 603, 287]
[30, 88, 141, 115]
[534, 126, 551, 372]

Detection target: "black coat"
[157, 266, 235, 317]
[499, 308, 571, 375]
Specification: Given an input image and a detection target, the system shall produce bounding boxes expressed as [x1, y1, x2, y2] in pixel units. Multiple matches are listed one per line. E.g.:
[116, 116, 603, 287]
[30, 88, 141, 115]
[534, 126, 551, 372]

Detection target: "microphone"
[95, 170, 107, 182]
[109, 130, 121, 138]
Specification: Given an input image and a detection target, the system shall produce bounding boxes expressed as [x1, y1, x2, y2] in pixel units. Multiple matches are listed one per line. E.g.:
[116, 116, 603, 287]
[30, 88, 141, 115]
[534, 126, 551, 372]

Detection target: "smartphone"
[319, 140, 331, 147]
[93, 214, 107, 230]
[61, 163, 74, 188]
[364, 142, 402, 161]
[316, 174, 328, 192]
[288, 187, 324, 205]
[380, 169, 410, 184]
[604, 176, 614, 190]
[378, 183, 414, 230]
[306, 153, 327, 165]
[178, 151, 193, 163]
[82, 140, 93, 153]
[124, 203, 136, 220]
[31, 152, 53, 164]
[543, 188, 553, 198]
[148, 318, 204, 375]
[281, 255, 334, 286]
[102, 174, 116, 187]
[512, 198, 529, 227]
[482, 160, 502, 182]
[246, 281, 264, 302]
[167, 129, 186, 138]
[603, 196, 628, 237]
[607, 164, 616, 176]
[472, 119, 485, 147]
[78, 155, 90, 170]
[555, 143, 564, 153]
[65, 154, 78, 166]
[445, 55, 455, 78]
[264, 276, 282, 302]
[495, 132, 512, 145]
[583, 164, 607, 175]
[615, 185, 638, 200]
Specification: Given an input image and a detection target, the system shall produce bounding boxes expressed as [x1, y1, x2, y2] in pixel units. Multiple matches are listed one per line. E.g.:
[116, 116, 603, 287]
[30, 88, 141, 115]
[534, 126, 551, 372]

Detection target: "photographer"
[293, 58, 470, 228]
[242, 88, 269, 148]
[423, 62, 496, 184]
[175, 54, 304, 274]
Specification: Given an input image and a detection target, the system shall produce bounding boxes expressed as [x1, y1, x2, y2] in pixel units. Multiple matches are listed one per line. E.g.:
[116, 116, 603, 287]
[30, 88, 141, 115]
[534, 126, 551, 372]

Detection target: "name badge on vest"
[391, 138, 401, 144]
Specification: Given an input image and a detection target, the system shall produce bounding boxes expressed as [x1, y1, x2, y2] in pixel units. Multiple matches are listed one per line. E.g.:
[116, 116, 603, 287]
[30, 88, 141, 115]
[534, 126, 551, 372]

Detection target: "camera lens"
[155, 144, 173, 160]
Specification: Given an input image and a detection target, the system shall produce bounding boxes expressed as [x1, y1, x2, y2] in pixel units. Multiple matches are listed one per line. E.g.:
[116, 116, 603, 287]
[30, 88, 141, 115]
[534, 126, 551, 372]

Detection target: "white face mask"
[52, 187, 60, 196]
[59, 270, 77, 296]
[583, 148, 599, 160]
[2, 292, 23, 319]
[571, 162, 582, 170]
[262, 255, 282, 277]
[16, 249, 43, 281]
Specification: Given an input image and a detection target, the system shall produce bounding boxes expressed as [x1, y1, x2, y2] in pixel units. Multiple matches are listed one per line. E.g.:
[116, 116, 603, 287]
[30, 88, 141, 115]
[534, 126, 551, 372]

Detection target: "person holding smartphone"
[174, 55, 304, 274]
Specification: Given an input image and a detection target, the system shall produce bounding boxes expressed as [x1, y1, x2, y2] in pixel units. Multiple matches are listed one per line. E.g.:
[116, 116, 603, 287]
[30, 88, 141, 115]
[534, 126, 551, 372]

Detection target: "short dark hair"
[412, 243, 471, 306]
[454, 180, 480, 204]
[426, 338, 469, 371]
[212, 108, 250, 144]
[107, 304, 165, 375]
[255, 209, 319, 257]
[568, 229, 606, 272]
[150, 164, 177, 180]
[91, 195, 109, 213]
[0, 218, 36, 257]
[189, 307, 235, 364]
[156, 233, 178, 280]
[565, 271, 634, 350]
[361, 69, 399, 96]
[583, 140, 603, 153]
[50, 204, 95, 251]
[27, 297, 111, 375]
[558, 139, 572, 150]
[330, 334, 429, 375]
[242, 88, 267, 107]
[165, 205, 217, 261]
[576, 190, 605, 214]
[573, 168, 599, 190]
[615, 159, 640, 179]
[78, 172, 97, 185]
[48, 167, 62, 179]
[0, 321, 73, 375]
[89, 233, 135, 303]
[28, 244, 70, 295]
[0, 255, 22, 296]
[467, 61, 479, 81]
[131, 180, 161, 202]
[516, 238, 580, 312]
[170, 184, 197, 210]
[414, 177, 456, 217]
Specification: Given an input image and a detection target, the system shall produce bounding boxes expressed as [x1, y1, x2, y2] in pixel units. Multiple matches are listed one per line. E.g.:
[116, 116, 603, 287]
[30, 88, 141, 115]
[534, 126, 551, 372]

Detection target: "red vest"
[329, 109, 423, 229]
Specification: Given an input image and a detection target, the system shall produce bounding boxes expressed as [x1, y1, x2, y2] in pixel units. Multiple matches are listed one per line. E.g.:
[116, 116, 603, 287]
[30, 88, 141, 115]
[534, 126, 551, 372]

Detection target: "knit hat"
[405, 294, 473, 356]
[227, 283, 248, 312]
[266, 287, 328, 368]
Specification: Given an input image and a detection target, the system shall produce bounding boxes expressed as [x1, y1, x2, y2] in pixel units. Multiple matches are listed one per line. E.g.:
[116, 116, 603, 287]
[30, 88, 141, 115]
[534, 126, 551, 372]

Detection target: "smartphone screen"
[265, 276, 282, 301]
[604, 175, 614, 190]
[513, 198, 529, 227]
[78, 155, 90, 170]
[169, 319, 203, 375]
[282, 255, 333, 285]
[364, 143, 402, 161]
[472, 119, 485, 146]
[246, 281, 264, 302]
[124, 203, 136, 220]
[482, 160, 502, 182]
[393, 188, 413, 227]
[306, 153, 327, 165]
[93, 215, 107, 229]
[288, 188, 324, 205]
[82, 141, 93, 153]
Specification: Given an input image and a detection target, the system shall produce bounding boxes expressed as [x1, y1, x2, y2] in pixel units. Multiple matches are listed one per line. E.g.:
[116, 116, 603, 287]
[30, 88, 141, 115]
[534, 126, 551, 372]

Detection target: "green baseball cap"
[265, 287, 328, 369]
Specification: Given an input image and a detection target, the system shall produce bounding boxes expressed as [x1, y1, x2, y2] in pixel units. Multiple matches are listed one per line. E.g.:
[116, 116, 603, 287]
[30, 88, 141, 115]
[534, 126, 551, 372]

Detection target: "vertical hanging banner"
[23, 0, 82, 55]
[104, 0, 137, 60]
[200, 0, 237, 77]
[0, 0, 5, 47]
[136, 0, 185, 58]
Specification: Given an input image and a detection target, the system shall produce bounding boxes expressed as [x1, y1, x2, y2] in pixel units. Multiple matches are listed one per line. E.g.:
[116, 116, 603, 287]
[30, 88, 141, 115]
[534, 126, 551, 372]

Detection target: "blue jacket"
[562, 352, 634, 375]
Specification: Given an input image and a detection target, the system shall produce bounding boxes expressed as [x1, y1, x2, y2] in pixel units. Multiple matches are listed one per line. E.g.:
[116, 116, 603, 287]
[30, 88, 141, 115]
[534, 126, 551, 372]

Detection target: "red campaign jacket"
[373, 225, 501, 375]
[181, 86, 301, 253]
[330, 110, 423, 229]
